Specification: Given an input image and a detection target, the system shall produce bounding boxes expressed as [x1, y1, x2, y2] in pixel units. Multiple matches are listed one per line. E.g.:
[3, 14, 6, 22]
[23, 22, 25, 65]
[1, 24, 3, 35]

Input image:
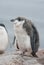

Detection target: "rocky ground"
[0, 49, 44, 65]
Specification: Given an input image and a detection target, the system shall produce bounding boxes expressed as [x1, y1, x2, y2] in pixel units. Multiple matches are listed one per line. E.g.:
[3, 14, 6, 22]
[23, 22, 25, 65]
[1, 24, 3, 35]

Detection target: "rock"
[0, 49, 44, 65]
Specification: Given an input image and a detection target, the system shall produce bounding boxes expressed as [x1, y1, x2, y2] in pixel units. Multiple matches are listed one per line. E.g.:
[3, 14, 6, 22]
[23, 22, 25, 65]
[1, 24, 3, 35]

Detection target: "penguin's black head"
[0, 24, 5, 28]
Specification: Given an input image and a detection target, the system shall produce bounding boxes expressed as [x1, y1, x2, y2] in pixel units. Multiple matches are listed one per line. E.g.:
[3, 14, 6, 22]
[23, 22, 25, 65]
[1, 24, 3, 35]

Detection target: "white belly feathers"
[14, 25, 31, 51]
[0, 26, 8, 53]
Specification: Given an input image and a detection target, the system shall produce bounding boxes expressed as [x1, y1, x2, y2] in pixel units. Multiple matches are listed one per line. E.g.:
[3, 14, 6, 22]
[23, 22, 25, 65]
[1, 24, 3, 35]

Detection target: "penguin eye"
[18, 18, 21, 21]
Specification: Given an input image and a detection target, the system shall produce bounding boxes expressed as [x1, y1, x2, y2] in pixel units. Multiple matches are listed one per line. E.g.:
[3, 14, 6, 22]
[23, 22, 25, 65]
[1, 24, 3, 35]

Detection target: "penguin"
[10, 17, 39, 57]
[0, 24, 9, 54]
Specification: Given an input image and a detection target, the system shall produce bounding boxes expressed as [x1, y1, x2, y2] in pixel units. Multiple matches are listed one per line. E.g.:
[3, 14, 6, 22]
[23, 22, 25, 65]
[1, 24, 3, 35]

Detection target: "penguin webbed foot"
[31, 52, 38, 58]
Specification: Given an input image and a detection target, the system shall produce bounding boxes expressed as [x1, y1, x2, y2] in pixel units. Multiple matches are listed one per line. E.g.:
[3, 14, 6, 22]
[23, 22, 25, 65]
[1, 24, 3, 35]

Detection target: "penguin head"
[0, 24, 5, 30]
[0, 24, 7, 34]
[0, 24, 5, 28]
[10, 17, 25, 28]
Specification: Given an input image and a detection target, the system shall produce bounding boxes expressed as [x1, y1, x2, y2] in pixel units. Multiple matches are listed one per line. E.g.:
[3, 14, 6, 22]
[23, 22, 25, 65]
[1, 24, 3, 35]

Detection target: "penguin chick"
[10, 17, 39, 57]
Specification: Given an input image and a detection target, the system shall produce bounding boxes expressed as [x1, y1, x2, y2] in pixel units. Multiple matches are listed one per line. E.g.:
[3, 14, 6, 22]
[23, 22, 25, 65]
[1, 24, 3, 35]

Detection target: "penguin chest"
[0, 30, 8, 51]
[15, 26, 31, 51]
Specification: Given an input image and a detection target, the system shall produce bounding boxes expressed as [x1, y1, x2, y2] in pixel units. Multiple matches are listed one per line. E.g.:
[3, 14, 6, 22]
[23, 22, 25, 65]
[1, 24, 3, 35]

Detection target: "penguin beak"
[10, 19, 15, 22]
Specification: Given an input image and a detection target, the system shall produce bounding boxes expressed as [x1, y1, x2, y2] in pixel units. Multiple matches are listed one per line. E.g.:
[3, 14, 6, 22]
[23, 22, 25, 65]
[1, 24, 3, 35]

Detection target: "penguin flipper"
[31, 24, 39, 54]
[13, 36, 16, 45]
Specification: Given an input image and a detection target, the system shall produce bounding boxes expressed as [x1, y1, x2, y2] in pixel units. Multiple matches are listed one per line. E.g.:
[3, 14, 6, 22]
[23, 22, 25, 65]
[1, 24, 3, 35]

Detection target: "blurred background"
[0, 0, 44, 51]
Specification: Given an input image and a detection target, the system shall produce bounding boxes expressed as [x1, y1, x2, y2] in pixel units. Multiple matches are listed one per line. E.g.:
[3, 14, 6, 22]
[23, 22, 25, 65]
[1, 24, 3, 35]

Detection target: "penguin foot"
[31, 52, 38, 58]
[0, 51, 4, 54]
